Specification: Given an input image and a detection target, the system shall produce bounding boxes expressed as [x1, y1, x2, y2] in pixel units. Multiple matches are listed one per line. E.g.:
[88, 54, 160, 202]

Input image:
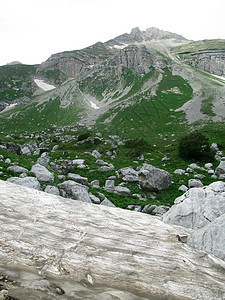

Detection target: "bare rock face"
[1, 180, 225, 300]
[187, 213, 225, 261]
[163, 181, 225, 229]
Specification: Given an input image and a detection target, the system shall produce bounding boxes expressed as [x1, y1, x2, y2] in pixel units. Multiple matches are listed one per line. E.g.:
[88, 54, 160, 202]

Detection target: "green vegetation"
[178, 131, 215, 162]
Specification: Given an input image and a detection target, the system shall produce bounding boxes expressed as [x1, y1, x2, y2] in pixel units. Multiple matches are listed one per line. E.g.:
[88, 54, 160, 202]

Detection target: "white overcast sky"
[0, 0, 225, 66]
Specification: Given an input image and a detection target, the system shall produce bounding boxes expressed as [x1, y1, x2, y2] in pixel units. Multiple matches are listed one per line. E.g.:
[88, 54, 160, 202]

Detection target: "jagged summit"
[105, 26, 187, 47]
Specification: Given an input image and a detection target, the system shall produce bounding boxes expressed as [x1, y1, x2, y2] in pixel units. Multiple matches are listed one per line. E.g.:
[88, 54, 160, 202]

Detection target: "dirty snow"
[0, 103, 17, 113]
[34, 79, 55, 91]
[90, 100, 99, 109]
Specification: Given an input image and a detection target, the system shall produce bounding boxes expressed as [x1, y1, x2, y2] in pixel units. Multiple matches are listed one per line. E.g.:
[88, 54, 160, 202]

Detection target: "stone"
[100, 198, 116, 207]
[174, 169, 185, 175]
[31, 163, 54, 183]
[96, 159, 108, 166]
[21, 146, 31, 156]
[142, 204, 157, 214]
[188, 179, 203, 188]
[58, 180, 91, 203]
[99, 165, 114, 172]
[204, 163, 213, 169]
[73, 159, 85, 165]
[114, 186, 130, 196]
[44, 185, 60, 196]
[104, 180, 115, 192]
[178, 185, 188, 192]
[89, 193, 101, 204]
[152, 205, 170, 216]
[7, 142, 21, 155]
[163, 182, 225, 229]
[1, 179, 225, 300]
[211, 143, 219, 151]
[91, 150, 101, 159]
[67, 173, 88, 185]
[194, 174, 205, 179]
[118, 167, 139, 182]
[187, 213, 225, 261]
[138, 164, 172, 192]
[37, 152, 50, 167]
[215, 161, 225, 175]
[7, 165, 28, 174]
[7, 176, 41, 190]
[5, 158, 11, 164]
[90, 180, 100, 188]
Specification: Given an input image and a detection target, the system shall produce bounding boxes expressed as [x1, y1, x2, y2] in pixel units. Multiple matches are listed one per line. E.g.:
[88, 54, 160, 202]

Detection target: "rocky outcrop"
[187, 213, 225, 261]
[1, 180, 225, 300]
[163, 181, 225, 229]
[58, 180, 91, 203]
[183, 49, 225, 76]
[7, 176, 41, 190]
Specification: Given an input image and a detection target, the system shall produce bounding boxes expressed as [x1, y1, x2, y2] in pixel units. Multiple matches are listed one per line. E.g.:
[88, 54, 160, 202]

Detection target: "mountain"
[0, 26, 224, 224]
[0, 27, 224, 134]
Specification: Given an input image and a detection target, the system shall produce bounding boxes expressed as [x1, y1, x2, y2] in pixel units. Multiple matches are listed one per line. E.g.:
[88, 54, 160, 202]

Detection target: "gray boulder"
[163, 181, 225, 229]
[187, 213, 225, 261]
[91, 150, 101, 159]
[104, 180, 115, 192]
[37, 152, 50, 167]
[114, 186, 130, 196]
[215, 161, 225, 175]
[58, 180, 91, 203]
[7, 165, 28, 174]
[118, 167, 139, 182]
[90, 180, 100, 188]
[44, 185, 60, 196]
[67, 173, 88, 185]
[21, 146, 31, 156]
[100, 198, 116, 207]
[138, 164, 172, 192]
[89, 193, 101, 204]
[99, 165, 114, 172]
[7, 176, 41, 190]
[188, 179, 203, 188]
[151, 205, 170, 216]
[31, 163, 54, 183]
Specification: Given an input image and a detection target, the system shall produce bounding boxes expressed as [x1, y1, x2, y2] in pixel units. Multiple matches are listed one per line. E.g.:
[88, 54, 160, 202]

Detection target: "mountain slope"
[0, 27, 224, 137]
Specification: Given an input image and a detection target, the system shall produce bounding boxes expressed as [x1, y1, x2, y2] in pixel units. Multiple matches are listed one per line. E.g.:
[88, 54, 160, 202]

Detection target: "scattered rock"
[188, 179, 203, 188]
[118, 167, 139, 182]
[31, 163, 54, 183]
[37, 152, 50, 167]
[91, 150, 101, 159]
[138, 164, 172, 192]
[99, 165, 114, 172]
[58, 180, 91, 203]
[44, 185, 60, 196]
[178, 185, 188, 192]
[104, 180, 115, 192]
[89, 193, 101, 204]
[7, 176, 41, 190]
[100, 198, 116, 207]
[114, 186, 130, 196]
[174, 169, 186, 175]
[90, 180, 100, 188]
[7, 165, 28, 174]
[67, 173, 88, 185]
[215, 161, 225, 175]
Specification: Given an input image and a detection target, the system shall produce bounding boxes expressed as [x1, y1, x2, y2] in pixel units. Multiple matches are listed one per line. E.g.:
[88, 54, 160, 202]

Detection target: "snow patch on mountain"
[34, 79, 55, 91]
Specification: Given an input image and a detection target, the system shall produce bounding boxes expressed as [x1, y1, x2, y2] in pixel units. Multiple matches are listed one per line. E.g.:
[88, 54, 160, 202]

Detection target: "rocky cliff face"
[1, 180, 225, 300]
[38, 27, 186, 80]
[181, 49, 225, 76]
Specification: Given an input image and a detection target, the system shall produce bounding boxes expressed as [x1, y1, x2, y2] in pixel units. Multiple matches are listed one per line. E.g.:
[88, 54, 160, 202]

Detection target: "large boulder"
[138, 164, 172, 192]
[163, 181, 225, 229]
[58, 180, 91, 203]
[187, 213, 225, 261]
[7, 176, 41, 190]
[31, 163, 54, 183]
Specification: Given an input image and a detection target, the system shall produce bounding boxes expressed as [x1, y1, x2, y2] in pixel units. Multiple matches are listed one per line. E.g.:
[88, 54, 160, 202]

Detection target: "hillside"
[0, 27, 224, 213]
